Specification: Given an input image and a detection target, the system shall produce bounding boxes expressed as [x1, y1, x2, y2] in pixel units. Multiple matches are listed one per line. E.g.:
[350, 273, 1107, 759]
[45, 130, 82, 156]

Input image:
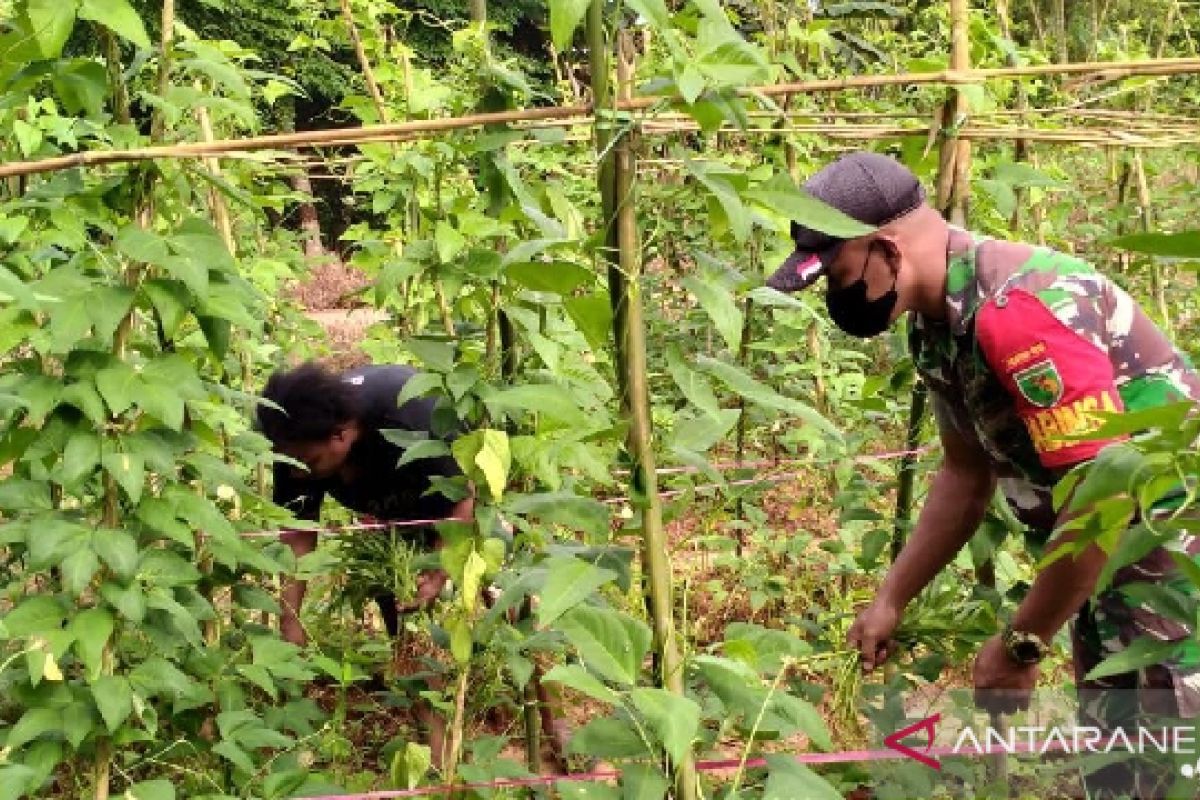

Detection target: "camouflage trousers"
[1071, 539, 1200, 799]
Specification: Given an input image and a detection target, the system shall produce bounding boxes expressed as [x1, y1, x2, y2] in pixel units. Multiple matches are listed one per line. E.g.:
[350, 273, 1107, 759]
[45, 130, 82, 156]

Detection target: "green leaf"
[70, 607, 114, 680]
[1084, 635, 1183, 681]
[549, 0, 591, 50]
[684, 160, 749, 243]
[448, 616, 472, 666]
[1068, 444, 1144, 513]
[390, 742, 432, 791]
[666, 347, 721, 418]
[669, 409, 740, 455]
[406, 339, 456, 374]
[87, 286, 135, 343]
[460, 550, 487, 614]
[52, 59, 109, 116]
[100, 581, 146, 623]
[537, 556, 618, 626]
[621, 763, 669, 800]
[453, 429, 510, 503]
[0, 766, 36, 800]
[569, 717, 652, 759]
[126, 780, 175, 800]
[13, 120, 42, 158]
[2, 596, 66, 638]
[93, 529, 139, 581]
[762, 753, 842, 800]
[142, 279, 190, 338]
[696, 355, 839, 437]
[95, 361, 139, 415]
[563, 292, 614, 351]
[764, 692, 832, 750]
[628, 687, 700, 764]
[488, 384, 588, 427]
[434, 221, 467, 263]
[1109, 230, 1200, 258]
[77, 0, 151, 49]
[138, 381, 185, 430]
[682, 275, 743, 352]
[60, 431, 100, 486]
[6, 707, 62, 750]
[395, 439, 451, 469]
[92, 674, 132, 732]
[61, 547, 99, 596]
[542, 664, 618, 705]
[116, 225, 169, 265]
[991, 162, 1066, 188]
[506, 261, 593, 294]
[557, 605, 650, 686]
[102, 451, 145, 505]
[746, 176, 878, 239]
[26, 0, 79, 59]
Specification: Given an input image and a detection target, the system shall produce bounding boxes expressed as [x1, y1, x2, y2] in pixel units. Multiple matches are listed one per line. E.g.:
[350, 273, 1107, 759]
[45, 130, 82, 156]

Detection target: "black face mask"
[825, 243, 898, 339]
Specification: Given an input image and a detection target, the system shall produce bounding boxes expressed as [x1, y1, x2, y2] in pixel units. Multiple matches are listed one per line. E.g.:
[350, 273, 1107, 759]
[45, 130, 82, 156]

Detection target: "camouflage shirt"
[910, 228, 1200, 533]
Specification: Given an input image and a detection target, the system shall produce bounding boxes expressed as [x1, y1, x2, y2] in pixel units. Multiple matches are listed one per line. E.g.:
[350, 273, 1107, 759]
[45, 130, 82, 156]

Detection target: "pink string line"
[239, 447, 933, 538]
[301, 738, 1069, 799]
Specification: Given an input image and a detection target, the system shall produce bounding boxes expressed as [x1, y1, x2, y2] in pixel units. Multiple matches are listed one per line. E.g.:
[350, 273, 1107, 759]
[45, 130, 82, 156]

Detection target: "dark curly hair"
[257, 362, 362, 446]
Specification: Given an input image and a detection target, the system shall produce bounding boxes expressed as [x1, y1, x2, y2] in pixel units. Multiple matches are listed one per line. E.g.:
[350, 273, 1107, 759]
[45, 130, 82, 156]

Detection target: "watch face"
[1013, 638, 1044, 663]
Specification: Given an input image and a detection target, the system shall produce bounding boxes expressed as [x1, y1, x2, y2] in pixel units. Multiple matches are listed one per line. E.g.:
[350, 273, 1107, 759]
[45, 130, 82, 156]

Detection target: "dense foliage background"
[0, 0, 1198, 797]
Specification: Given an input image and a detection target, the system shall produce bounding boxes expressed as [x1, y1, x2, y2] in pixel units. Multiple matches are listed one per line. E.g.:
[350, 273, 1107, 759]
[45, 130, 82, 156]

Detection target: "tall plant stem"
[589, 10, 697, 797]
[339, 0, 390, 124]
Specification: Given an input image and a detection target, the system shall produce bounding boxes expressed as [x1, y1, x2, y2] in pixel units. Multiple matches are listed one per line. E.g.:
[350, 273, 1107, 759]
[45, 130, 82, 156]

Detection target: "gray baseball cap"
[766, 151, 927, 293]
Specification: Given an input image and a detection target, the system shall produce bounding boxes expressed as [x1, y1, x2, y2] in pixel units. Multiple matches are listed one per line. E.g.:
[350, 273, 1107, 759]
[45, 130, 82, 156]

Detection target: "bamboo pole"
[6, 58, 1200, 178]
[590, 11, 697, 799]
[339, 0, 390, 124]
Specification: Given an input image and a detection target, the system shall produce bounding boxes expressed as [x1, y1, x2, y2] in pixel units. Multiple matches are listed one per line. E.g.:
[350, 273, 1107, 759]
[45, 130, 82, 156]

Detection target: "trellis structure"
[6, 2, 1200, 797]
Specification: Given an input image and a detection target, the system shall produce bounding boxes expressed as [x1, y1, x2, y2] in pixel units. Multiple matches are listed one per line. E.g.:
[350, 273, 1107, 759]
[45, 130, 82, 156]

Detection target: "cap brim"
[766, 250, 826, 293]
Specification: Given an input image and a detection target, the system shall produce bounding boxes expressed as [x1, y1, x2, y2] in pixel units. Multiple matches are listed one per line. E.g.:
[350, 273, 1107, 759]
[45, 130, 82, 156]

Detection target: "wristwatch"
[1002, 623, 1051, 665]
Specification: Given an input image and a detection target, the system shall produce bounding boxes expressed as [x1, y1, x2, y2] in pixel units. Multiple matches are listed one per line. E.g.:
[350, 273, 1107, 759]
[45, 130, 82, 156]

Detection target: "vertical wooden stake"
[589, 8, 697, 799]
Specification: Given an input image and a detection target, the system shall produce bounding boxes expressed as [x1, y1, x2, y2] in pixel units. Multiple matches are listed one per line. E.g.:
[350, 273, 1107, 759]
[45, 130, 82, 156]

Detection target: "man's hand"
[396, 569, 449, 615]
[973, 635, 1038, 714]
[848, 599, 902, 671]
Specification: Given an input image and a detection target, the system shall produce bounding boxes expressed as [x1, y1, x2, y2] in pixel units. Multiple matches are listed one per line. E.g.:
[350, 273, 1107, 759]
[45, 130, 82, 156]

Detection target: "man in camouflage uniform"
[765, 151, 1200, 797]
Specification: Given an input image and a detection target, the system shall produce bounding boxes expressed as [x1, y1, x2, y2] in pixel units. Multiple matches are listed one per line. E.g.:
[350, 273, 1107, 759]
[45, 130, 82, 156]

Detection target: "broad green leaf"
[138, 381, 185, 430]
[682, 275, 743, 352]
[70, 607, 114, 680]
[764, 692, 832, 750]
[13, 120, 42, 158]
[628, 687, 700, 765]
[2, 595, 66, 638]
[537, 556, 618, 626]
[59, 431, 100, 486]
[102, 451, 145, 505]
[26, 0, 79, 59]
[95, 361, 139, 415]
[448, 616, 472, 666]
[542, 664, 618, 705]
[506, 261, 593, 294]
[395, 439, 451, 469]
[746, 178, 877, 240]
[557, 605, 650, 686]
[568, 717, 652, 759]
[621, 763, 669, 800]
[1067, 444, 1144, 513]
[458, 429, 510, 503]
[563, 292, 613, 351]
[115, 225, 169, 265]
[390, 742, 432, 791]
[488, 384, 588, 427]
[434, 221, 467, 263]
[77, 0, 151, 49]
[100, 580, 146, 623]
[1109, 230, 1200, 258]
[1084, 635, 1183, 681]
[0, 766, 36, 800]
[87, 286, 135, 342]
[696, 355, 839, 437]
[93, 529, 139, 581]
[52, 59, 109, 116]
[92, 674, 133, 732]
[762, 753, 842, 800]
[406, 338, 456, 374]
[550, 0, 591, 50]
[460, 550, 487, 614]
[666, 347, 721, 418]
[684, 160, 749, 243]
[61, 547, 99, 596]
[127, 780, 175, 800]
[669, 409, 739, 454]
[6, 707, 62, 750]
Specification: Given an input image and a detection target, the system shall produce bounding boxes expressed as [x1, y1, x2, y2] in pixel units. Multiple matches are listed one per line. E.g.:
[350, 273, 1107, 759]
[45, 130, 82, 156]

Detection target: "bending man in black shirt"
[256, 362, 471, 647]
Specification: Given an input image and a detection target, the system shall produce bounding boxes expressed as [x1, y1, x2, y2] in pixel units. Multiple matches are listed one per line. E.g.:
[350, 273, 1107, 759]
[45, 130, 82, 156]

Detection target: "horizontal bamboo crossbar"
[2, 57, 1200, 179]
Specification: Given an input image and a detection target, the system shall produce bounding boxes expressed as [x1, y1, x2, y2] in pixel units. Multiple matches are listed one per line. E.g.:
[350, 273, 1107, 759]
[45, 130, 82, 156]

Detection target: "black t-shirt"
[271, 365, 462, 524]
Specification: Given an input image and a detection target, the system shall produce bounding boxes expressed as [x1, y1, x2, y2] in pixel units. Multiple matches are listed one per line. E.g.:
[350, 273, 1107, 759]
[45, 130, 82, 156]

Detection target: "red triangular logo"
[884, 713, 941, 770]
